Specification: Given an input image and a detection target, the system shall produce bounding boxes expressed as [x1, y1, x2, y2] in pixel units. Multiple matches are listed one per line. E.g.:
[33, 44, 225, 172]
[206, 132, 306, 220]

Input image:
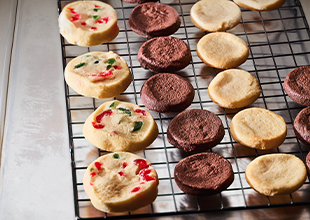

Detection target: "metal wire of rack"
[58, 0, 310, 219]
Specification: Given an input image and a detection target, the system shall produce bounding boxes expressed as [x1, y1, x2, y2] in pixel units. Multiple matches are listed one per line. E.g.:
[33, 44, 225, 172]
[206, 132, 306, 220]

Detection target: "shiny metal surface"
[1, 0, 310, 219]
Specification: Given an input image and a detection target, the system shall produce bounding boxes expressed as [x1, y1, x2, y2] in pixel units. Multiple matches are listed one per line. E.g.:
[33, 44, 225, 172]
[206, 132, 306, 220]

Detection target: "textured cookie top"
[190, 0, 241, 32]
[245, 154, 307, 196]
[230, 108, 287, 150]
[140, 73, 194, 112]
[138, 36, 192, 73]
[129, 2, 180, 38]
[233, 0, 285, 11]
[293, 106, 310, 144]
[284, 66, 310, 106]
[208, 69, 261, 109]
[197, 32, 249, 69]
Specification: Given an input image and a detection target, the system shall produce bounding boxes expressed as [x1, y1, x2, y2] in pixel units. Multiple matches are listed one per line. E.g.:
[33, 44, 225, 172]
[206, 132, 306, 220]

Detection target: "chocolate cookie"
[284, 66, 310, 106]
[306, 152, 310, 175]
[174, 152, 234, 196]
[129, 2, 180, 38]
[123, 0, 158, 4]
[140, 73, 194, 113]
[138, 36, 192, 73]
[294, 107, 310, 145]
[167, 109, 224, 152]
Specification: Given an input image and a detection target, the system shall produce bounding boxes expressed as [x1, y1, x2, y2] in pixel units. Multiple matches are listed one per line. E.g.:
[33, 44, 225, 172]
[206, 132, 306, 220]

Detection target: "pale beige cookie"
[65, 51, 132, 99]
[83, 100, 158, 152]
[190, 0, 241, 32]
[59, 1, 119, 46]
[245, 154, 307, 196]
[83, 152, 159, 213]
[230, 108, 287, 150]
[197, 32, 249, 69]
[208, 69, 261, 109]
[233, 0, 285, 11]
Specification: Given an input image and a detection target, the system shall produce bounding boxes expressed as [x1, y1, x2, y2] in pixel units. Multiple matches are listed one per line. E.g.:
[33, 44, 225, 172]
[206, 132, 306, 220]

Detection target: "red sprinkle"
[114, 65, 121, 70]
[140, 182, 145, 184]
[94, 162, 102, 171]
[90, 182, 94, 186]
[90, 27, 97, 30]
[94, 4, 100, 8]
[71, 13, 82, 21]
[96, 16, 109, 24]
[92, 122, 104, 129]
[134, 109, 147, 116]
[68, 8, 76, 13]
[139, 169, 155, 182]
[81, 22, 86, 26]
[122, 162, 127, 169]
[96, 110, 113, 123]
[118, 171, 126, 176]
[133, 159, 149, 169]
[111, 130, 117, 134]
[131, 186, 141, 193]
[90, 171, 96, 177]
[90, 70, 113, 78]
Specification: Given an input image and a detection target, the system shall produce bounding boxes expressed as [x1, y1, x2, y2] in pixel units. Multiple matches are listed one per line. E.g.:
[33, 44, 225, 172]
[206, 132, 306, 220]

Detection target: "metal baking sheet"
[58, 0, 310, 219]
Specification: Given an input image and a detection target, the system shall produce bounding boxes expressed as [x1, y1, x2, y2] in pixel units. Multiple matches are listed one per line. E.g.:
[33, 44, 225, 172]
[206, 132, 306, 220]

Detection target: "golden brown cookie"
[233, 0, 286, 11]
[245, 154, 307, 196]
[208, 69, 261, 109]
[191, 0, 241, 32]
[197, 32, 249, 69]
[230, 108, 287, 150]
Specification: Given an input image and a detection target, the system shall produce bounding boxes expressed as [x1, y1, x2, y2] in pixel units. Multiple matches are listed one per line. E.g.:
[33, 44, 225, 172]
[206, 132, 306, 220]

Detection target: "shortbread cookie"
[197, 32, 249, 69]
[208, 69, 261, 109]
[167, 109, 224, 153]
[138, 36, 192, 73]
[83, 152, 158, 213]
[293, 107, 310, 145]
[284, 66, 310, 106]
[59, 1, 119, 46]
[233, 0, 285, 11]
[65, 51, 132, 99]
[129, 2, 180, 38]
[230, 108, 287, 150]
[140, 73, 194, 113]
[174, 152, 234, 196]
[191, 0, 241, 32]
[83, 100, 158, 152]
[245, 154, 307, 196]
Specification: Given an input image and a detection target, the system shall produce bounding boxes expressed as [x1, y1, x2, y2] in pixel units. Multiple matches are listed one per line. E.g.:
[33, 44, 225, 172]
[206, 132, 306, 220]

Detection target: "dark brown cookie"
[174, 152, 234, 196]
[167, 109, 224, 153]
[294, 106, 310, 145]
[138, 36, 192, 73]
[306, 152, 310, 175]
[129, 2, 180, 38]
[140, 73, 194, 113]
[123, 0, 158, 4]
[284, 66, 310, 106]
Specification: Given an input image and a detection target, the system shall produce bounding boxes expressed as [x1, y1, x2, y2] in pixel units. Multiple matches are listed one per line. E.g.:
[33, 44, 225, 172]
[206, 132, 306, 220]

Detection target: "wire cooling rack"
[58, 0, 310, 219]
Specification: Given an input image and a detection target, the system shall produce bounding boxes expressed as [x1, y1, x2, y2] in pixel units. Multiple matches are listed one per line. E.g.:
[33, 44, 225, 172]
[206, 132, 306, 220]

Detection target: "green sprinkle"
[107, 64, 112, 70]
[94, 59, 100, 64]
[133, 121, 143, 132]
[98, 183, 101, 186]
[107, 58, 116, 65]
[86, 55, 91, 57]
[74, 62, 86, 69]
[122, 158, 126, 160]
[117, 107, 132, 116]
[92, 15, 100, 20]
[109, 101, 116, 108]
[90, 168, 94, 172]
[113, 153, 120, 159]
[93, 8, 100, 12]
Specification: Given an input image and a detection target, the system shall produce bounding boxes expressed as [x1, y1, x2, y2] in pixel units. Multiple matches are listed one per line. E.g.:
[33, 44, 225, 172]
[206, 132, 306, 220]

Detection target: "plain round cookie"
[83, 100, 158, 152]
[65, 51, 132, 99]
[230, 108, 287, 150]
[123, 0, 158, 4]
[138, 36, 192, 73]
[284, 66, 310, 106]
[167, 109, 224, 153]
[140, 73, 194, 113]
[174, 152, 234, 196]
[197, 32, 249, 69]
[129, 2, 180, 38]
[245, 154, 307, 196]
[208, 69, 261, 109]
[190, 0, 241, 32]
[59, 1, 119, 46]
[83, 152, 158, 213]
[293, 107, 310, 145]
[233, 0, 285, 11]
